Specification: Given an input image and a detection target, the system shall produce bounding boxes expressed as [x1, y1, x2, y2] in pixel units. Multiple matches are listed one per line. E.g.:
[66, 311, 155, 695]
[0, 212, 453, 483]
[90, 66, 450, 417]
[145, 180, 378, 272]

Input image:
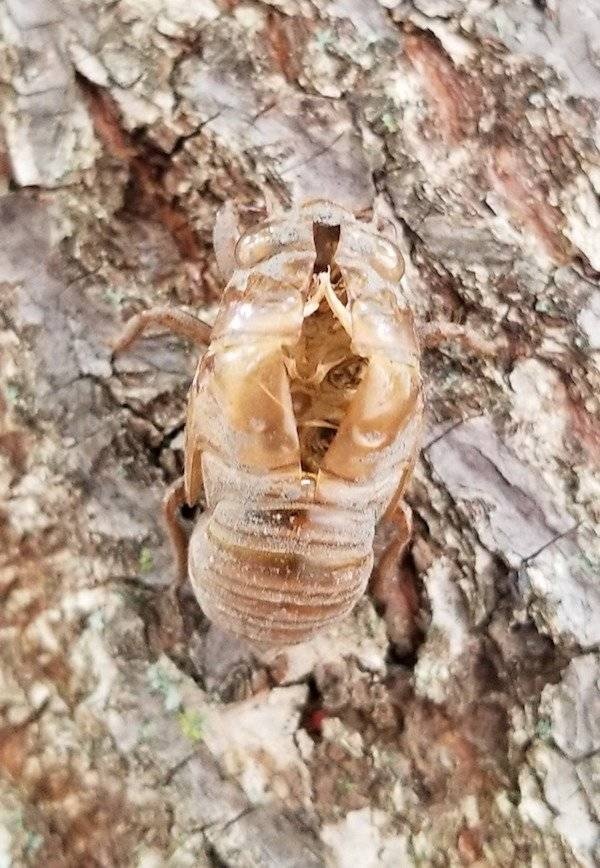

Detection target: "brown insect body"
[184, 201, 423, 647]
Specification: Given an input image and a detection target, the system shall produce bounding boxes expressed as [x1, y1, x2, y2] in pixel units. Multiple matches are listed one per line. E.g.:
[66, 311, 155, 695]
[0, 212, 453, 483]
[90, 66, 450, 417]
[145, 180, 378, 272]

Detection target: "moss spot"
[536, 717, 552, 740]
[178, 708, 204, 743]
[138, 547, 154, 574]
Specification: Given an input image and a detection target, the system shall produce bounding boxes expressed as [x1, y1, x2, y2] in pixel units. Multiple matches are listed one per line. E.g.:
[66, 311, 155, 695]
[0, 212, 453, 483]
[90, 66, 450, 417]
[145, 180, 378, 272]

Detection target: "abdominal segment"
[188, 503, 374, 647]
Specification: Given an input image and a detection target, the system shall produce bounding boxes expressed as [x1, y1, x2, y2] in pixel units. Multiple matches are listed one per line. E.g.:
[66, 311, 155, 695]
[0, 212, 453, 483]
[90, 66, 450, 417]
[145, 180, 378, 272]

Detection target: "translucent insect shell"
[184, 199, 424, 648]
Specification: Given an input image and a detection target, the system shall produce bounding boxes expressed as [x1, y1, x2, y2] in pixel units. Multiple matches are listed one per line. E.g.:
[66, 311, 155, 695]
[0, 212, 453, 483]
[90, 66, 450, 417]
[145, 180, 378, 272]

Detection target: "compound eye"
[235, 225, 280, 268]
[370, 235, 405, 283]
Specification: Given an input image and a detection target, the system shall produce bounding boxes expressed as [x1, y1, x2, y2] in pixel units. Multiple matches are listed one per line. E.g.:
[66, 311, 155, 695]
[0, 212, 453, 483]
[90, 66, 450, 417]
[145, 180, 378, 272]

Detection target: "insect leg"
[370, 502, 420, 655]
[112, 307, 211, 356]
[162, 475, 191, 584]
[418, 321, 506, 358]
[370, 502, 413, 601]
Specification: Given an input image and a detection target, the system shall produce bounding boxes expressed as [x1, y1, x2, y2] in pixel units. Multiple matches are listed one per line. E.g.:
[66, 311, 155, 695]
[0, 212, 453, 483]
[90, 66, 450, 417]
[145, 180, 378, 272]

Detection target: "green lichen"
[24, 831, 44, 856]
[147, 664, 204, 743]
[104, 288, 125, 308]
[381, 112, 398, 132]
[535, 717, 552, 740]
[314, 29, 333, 49]
[178, 708, 204, 743]
[147, 663, 182, 712]
[138, 547, 154, 574]
[5, 382, 21, 406]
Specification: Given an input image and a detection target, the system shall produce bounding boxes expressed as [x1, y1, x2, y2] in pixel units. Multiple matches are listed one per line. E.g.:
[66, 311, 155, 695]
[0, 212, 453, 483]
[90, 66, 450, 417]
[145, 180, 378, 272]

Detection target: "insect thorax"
[285, 267, 367, 475]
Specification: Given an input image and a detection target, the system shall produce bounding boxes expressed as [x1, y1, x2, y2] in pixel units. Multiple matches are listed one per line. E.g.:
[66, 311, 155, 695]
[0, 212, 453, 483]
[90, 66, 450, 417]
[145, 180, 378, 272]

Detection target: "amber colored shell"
[184, 200, 423, 647]
[188, 503, 374, 647]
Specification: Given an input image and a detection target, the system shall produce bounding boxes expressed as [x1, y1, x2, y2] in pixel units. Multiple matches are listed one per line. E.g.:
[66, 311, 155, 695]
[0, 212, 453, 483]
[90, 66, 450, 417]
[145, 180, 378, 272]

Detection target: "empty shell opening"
[312, 222, 340, 273]
[283, 223, 366, 475]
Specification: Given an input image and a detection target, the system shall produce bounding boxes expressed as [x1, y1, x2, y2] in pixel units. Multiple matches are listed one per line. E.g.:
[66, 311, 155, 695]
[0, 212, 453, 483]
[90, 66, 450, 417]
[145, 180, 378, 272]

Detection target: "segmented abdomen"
[188, 501, 374, 647]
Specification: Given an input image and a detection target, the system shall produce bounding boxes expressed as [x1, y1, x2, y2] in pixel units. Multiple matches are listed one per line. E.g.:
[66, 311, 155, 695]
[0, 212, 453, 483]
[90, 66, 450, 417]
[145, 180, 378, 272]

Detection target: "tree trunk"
[1, 0, 599, 865]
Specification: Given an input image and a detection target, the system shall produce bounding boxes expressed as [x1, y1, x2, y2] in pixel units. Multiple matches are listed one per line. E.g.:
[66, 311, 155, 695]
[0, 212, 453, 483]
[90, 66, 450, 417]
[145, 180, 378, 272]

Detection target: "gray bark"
[1, 0, 599, 865]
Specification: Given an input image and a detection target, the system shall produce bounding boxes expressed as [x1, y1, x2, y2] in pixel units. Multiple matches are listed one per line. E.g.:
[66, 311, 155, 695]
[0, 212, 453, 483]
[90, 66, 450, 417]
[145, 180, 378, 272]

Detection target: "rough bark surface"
[1, 0, 599, 865]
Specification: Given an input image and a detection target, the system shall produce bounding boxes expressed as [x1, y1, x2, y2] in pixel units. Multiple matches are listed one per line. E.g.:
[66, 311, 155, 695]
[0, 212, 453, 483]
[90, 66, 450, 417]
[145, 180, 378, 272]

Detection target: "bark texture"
[1, 0, 599, 865]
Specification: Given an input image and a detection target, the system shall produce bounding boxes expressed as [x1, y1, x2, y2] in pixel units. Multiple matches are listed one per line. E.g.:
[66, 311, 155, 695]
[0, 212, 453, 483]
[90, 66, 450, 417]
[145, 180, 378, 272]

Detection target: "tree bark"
[1, 0, 599, 865]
